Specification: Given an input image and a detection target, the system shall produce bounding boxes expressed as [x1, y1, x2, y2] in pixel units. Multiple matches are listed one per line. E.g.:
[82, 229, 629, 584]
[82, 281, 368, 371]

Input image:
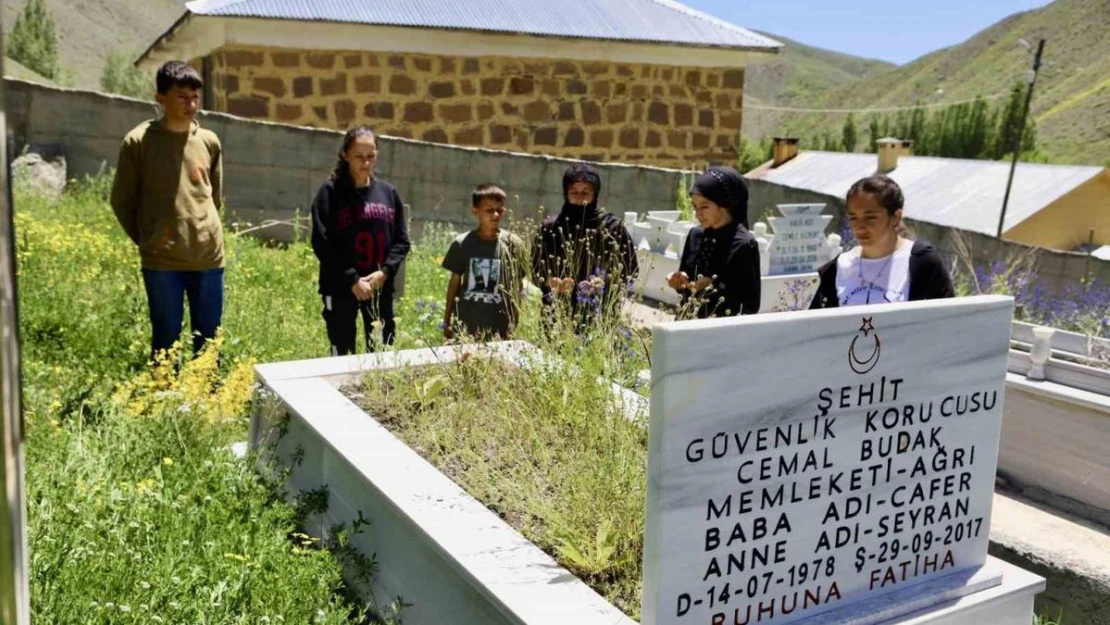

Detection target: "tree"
[880, 117, 892, 142]
[1021, 114, 1038, 155]
[841, 114, 858, 153]
[993, 82, 1027, 159]
[908, 105, 927, 147]
[6, 0, 60, 80]
[858, 89, 1037, 161]
[101, 51, 152, 99]
[737, 138, 772, 173]
[868, 117, 880, 152]
[965, 98, 990, 159]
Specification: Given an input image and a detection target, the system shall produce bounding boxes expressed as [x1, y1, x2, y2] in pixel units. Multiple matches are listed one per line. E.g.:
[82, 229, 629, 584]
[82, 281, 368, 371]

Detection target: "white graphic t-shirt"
[835, 243, 912, 306]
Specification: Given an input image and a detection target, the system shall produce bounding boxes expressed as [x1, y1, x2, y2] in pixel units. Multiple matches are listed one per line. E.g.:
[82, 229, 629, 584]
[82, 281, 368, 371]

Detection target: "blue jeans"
[142, 268, 225, 360]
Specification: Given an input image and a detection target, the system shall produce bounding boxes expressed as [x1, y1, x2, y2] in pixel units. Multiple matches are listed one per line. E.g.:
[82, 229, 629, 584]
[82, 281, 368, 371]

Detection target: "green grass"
[16, 172, 649, 622]
[15, 177, 408, 623]
[352, 349, 649, 619]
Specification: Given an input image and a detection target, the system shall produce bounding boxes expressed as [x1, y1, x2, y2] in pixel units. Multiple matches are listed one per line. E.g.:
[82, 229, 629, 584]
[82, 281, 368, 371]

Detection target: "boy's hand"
[667, 271, 691, 290]
[366, 271, 387, 290]
[351, 279, 375, 301]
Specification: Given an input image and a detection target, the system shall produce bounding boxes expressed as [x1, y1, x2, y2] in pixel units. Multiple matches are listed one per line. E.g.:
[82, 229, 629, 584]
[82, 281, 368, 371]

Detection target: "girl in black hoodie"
[810, 175, 953, 309]
[311, 126, 411, 354]
[668, 167, 761, 318]
[532, 163, 639, 334]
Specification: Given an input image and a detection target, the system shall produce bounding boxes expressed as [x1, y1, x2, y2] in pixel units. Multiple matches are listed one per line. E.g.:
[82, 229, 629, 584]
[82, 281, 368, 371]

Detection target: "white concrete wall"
[1000, 376, 1110, 520]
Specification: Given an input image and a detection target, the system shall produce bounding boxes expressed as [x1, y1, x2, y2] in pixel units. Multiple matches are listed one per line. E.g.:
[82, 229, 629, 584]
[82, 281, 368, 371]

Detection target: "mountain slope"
[763, 0, 1110, 165]
[742, 31, 895, 139]
[2, 0, 185, 89]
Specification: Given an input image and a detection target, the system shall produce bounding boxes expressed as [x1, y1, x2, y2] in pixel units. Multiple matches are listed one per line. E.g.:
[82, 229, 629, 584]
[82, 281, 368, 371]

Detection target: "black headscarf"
[559, 163, 603, 230]
[691, 166, 749, 228]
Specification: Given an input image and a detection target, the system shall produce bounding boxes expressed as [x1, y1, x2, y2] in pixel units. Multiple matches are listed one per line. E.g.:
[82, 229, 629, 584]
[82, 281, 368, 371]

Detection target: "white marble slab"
[766, 212, 834, 276]
[642, 295, 1017, 625]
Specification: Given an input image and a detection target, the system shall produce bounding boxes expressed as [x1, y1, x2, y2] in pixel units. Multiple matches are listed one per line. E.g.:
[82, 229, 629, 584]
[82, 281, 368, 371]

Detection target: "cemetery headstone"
[643, 296, 1017, 625]
[766, 204, 834, 276]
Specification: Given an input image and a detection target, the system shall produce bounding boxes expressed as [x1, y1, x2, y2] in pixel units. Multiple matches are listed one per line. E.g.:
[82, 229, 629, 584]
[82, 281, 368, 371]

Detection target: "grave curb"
[251, 342, 639, 625]
[989, 493, 1110, 625]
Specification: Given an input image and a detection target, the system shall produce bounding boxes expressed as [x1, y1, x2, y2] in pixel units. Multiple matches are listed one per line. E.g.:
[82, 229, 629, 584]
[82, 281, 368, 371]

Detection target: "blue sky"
[683, 0, 1053, 65]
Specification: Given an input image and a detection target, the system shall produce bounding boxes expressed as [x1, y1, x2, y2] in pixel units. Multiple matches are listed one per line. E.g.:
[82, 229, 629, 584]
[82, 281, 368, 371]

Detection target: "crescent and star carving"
[848, 317, 881, 375]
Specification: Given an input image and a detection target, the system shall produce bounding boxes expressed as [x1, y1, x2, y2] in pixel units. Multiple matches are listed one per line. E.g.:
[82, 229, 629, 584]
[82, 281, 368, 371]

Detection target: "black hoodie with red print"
[311, 177, 411, 296]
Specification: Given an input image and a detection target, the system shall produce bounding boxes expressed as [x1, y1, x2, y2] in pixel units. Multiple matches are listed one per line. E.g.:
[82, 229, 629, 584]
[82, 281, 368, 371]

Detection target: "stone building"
[138, 0, 780, 169]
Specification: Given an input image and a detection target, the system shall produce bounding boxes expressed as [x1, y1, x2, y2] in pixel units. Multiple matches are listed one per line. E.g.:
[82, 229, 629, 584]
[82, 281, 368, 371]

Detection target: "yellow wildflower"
[162, 457, 174, 467]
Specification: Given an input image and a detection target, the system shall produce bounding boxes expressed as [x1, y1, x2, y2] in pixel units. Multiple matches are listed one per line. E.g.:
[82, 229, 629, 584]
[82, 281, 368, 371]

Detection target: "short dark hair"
[156, 61, 203, 94]
[472, 183, 507, 207]
[846, 175, 904, 215]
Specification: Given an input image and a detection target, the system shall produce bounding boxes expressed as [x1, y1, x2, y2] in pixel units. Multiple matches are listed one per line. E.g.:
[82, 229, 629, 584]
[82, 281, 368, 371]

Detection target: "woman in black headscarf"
[532, 163, 639, 334]
[668, 166, 761, 318]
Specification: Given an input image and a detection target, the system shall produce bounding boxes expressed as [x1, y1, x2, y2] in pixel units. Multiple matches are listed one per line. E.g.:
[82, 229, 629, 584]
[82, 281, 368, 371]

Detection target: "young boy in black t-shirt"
[441, 185, 526, 341]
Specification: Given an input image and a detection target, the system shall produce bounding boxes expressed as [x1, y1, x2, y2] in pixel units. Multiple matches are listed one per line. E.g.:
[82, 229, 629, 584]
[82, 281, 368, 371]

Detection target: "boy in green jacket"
[110, 60, 224, 362]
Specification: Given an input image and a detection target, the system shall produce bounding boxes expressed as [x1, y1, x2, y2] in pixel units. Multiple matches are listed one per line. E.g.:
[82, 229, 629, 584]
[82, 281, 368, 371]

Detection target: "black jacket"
[677, 221, 761, 318]
[531, 210, 639, 312]
[311, 178, 411, 296]
[809, 239, 955, 309]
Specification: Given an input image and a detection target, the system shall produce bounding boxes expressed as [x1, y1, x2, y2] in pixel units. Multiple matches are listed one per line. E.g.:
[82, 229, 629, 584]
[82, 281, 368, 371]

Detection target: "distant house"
[136, 0, 780, 169]
[747, 138, 1110, 252]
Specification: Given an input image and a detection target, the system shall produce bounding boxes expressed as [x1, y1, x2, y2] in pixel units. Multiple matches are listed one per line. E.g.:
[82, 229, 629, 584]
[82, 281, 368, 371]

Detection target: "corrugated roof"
[750, 151, 1105, 236]
[184, 0, 781, 50]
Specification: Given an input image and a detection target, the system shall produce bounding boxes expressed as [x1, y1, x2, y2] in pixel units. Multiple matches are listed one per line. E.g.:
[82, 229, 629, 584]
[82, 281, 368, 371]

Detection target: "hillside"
[763, 0, 1110, 165]
[2, 0, 185, 89]
[742, 31, 895, 139]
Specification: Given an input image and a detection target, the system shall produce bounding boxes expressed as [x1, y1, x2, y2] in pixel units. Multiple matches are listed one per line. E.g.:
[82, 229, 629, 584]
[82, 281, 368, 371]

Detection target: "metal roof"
[750, 151, 1106, 236]
[183, 0, 781, 50]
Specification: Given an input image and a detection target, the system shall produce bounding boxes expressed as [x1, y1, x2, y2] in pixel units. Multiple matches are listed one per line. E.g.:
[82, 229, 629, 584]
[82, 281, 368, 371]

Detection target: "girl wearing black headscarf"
[532, 163, 639, 334]
[668, 166, 761, 318]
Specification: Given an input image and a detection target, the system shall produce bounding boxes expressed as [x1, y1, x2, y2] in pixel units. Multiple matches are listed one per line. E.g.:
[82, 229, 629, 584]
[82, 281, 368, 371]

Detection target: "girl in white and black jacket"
[810, 175, 953, 309]
[311, 126, 410, 354]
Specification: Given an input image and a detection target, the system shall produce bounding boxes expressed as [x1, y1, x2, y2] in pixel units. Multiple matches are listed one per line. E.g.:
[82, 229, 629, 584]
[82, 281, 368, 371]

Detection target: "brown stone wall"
[205, 45, 746, 168]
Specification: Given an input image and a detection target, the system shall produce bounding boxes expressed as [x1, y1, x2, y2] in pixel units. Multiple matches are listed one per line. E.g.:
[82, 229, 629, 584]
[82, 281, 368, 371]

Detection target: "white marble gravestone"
[643, 296, 1036, 625]
[766, 204, 835, 276]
